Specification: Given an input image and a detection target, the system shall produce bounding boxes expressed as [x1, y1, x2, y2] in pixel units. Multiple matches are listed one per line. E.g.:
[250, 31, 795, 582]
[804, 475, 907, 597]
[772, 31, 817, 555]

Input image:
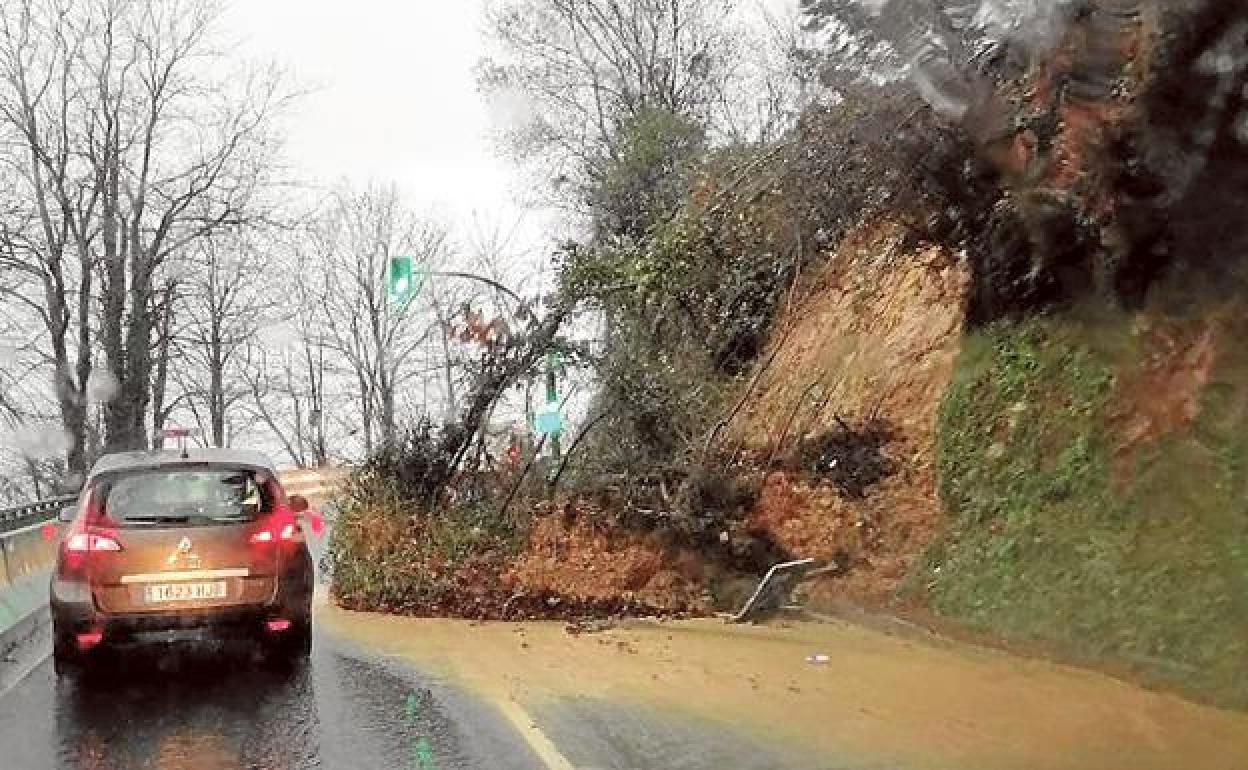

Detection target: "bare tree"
[306, 184, 451, 454]
[480, 0, 742, 198]
[173, 235, 273, 447]
[0, 0, 291, 467]
[94, 2, 288, 452]
[0, 0, 100, 477]
[239, 345, 318, 467]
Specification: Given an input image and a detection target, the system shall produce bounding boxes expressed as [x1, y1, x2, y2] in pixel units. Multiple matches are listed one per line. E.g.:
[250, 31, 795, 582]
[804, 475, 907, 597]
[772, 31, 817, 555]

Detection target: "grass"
[921, 303, 1248, 707]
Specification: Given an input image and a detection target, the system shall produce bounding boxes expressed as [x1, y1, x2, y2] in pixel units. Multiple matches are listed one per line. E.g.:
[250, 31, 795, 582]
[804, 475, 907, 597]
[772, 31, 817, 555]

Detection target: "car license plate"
[144, 581, 227, 603]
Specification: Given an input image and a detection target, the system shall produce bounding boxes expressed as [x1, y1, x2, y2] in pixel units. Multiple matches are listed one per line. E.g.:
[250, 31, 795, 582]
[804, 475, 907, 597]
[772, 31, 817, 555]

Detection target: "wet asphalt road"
[0, 621, 819, 770]
[0, 519, 546, 770]
[0, 518, 819, 770]
[0, 622, 545, 770]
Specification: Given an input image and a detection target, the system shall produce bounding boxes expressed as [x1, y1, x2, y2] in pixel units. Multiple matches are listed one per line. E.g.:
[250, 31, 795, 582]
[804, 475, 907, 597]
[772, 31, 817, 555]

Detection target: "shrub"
[358, 418, 458, 506]
[328, 422, 527, 614]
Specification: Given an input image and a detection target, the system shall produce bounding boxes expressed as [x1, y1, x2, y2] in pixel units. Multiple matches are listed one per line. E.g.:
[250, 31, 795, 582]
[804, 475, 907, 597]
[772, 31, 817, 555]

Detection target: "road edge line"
[0, 603, 46, 659]
[0, 605, 50, 698]
[493, 698, 576, 770]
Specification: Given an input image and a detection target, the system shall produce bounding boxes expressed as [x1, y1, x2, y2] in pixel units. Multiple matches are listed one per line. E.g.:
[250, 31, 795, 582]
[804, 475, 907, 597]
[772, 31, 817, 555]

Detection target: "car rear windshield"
[93, 467, 272, 527]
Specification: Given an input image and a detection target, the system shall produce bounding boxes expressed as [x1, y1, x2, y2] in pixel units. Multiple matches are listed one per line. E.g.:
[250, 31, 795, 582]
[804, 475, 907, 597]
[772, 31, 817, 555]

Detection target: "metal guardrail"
[0, 495, 76, 534]
[0, 499, 67, 649]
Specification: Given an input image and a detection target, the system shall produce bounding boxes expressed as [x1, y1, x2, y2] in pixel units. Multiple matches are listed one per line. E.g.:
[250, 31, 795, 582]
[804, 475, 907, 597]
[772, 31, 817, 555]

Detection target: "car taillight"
[250, 522, 297, 544]
[60, 528, 122, 578]
[65, 532, 123, 553]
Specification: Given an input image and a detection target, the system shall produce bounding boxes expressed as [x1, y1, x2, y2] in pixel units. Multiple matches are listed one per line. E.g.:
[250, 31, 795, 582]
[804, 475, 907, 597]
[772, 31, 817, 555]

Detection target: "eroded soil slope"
[729, 217, 970, 605]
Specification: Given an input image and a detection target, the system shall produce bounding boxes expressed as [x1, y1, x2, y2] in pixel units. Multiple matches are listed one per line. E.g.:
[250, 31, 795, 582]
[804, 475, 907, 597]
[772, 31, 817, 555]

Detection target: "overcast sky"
[221, 1, 798, 253]
[222, 0, 544, 249]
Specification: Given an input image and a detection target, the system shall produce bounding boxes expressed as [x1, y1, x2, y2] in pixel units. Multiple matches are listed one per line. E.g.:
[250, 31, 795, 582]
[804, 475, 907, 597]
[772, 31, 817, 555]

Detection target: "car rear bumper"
[49, 550, 314, 649]
[52, 598, 278, 637]
[51, 586, 310, 648]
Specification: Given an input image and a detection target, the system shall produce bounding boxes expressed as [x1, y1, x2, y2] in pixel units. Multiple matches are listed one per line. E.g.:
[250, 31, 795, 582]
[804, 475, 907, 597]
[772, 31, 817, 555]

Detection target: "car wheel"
[263, 618, 312, 667]
[52, 635, 82, 677]
[289, 618, 312, 659]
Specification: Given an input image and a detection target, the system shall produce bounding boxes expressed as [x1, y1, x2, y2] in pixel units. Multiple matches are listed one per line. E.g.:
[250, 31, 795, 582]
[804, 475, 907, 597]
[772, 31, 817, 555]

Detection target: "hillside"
[327, 0, 1248, 710]
[717, 218, 1248, 706]
[927, 282, 1248, 707]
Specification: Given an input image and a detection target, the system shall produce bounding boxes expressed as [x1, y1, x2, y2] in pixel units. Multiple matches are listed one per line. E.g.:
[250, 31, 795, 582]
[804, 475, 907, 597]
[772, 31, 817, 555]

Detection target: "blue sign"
[534, 409, 562, 436]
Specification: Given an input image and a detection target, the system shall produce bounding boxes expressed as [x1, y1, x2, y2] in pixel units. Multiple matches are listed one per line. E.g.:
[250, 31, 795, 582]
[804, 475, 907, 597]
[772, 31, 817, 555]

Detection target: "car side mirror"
[57, 506, 76, 523]
[288, 495, 309, 513]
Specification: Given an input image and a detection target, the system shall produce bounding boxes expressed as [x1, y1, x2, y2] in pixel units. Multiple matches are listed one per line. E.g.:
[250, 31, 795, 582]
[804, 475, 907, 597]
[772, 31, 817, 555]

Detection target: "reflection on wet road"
[0, 631, 542, 770]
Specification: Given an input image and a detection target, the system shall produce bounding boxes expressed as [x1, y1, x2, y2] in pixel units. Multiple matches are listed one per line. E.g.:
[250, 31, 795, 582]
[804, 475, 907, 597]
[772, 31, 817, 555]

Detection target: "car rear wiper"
[122, 514, 191, 524]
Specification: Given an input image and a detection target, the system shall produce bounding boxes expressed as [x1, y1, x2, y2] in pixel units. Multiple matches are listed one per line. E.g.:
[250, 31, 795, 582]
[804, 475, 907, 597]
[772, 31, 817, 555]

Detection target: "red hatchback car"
[48, 449, 316, 674]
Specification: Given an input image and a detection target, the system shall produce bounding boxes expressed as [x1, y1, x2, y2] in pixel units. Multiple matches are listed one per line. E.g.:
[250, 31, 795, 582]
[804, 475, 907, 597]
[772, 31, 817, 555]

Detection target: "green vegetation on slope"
[924, 306, 1248, 707]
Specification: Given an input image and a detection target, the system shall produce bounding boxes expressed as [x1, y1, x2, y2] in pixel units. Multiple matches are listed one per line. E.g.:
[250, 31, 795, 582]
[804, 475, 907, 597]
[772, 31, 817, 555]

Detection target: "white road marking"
[0, 648, 49, 698]
[0, 617, 49, 699]
[494, 699, 577, 770]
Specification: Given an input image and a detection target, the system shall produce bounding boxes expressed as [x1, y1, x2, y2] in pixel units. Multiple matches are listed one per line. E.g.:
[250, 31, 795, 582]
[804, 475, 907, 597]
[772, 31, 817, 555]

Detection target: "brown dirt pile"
[503, 502, 709, 615]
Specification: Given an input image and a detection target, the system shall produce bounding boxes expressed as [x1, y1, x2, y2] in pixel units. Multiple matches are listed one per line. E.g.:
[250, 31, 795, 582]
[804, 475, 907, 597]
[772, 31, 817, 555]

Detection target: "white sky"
[221, 0, 800, 246]
[222, 0, 545, 250]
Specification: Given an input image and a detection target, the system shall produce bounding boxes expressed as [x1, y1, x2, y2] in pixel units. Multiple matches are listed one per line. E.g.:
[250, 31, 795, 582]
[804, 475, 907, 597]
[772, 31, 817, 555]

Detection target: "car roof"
[87, 448, 278, 481]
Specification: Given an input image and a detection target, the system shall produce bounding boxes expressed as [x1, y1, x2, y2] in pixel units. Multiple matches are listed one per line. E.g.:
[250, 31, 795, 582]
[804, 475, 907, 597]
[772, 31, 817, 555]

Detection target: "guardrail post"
[1, 537, 11, 586]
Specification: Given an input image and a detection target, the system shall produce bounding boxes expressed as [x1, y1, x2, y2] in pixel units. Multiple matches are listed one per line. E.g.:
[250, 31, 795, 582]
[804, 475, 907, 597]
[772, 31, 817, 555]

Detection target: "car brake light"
[250, 522, 297, 544]
[265, 618, 291, 632]
[65, 532, 122, 552]
[60, 521, 121, 579]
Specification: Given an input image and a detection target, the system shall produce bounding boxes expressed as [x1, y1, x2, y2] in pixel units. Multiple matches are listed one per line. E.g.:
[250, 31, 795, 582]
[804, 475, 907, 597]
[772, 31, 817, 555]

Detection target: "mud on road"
[323, 602, 1248, 770]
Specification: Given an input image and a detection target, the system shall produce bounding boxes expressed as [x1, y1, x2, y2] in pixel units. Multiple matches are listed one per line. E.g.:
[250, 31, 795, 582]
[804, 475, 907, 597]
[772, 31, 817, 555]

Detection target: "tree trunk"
[49, 299, 87, 481]
[25, 457, 44, 500]
[305, 344, 327, 467]
[360, 372, 374, 456]
[105, 311, 153, 452]
[380, 367, 396, 446]
[150, 285, 175, 447]
[209, 334, 226, 447]
[101, 148, 133, 452]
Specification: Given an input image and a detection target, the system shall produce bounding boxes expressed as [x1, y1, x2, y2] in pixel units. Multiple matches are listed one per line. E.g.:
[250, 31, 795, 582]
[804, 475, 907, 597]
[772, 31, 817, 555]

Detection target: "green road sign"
[387, 256, 429, 308]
